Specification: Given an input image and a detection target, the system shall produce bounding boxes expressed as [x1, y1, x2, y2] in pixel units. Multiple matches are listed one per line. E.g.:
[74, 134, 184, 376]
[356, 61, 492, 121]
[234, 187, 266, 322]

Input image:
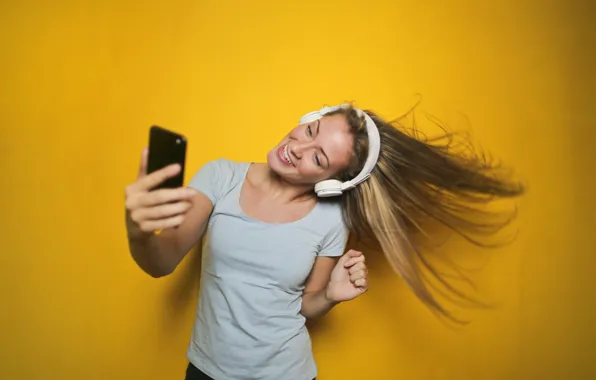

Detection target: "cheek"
[288, 126, 305, 139]
[286, 132, 297, 142]
[298, 161, 326, 181]
[296, 159, 314, 175]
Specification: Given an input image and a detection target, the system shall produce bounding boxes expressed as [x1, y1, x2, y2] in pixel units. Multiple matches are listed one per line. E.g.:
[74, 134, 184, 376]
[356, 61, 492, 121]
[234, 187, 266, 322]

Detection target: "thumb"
[138, 147, 148, 179]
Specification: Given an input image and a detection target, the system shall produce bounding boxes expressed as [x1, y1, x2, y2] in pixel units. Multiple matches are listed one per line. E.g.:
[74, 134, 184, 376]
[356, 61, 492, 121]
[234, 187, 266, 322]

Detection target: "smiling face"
[267, 113, 355, 186]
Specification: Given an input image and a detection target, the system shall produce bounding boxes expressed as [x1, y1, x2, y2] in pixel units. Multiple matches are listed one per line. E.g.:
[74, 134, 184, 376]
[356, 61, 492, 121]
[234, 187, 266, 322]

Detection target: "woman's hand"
[325, 249, 369, 303]
[125, 148, 197, 238]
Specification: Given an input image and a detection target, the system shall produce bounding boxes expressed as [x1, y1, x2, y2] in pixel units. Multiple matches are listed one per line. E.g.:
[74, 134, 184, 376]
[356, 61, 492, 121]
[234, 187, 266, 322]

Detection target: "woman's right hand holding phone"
[125, 148, 197, 239]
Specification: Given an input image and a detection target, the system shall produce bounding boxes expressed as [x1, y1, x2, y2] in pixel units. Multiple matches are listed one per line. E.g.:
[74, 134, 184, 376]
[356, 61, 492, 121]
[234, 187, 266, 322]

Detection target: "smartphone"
[147, 125, 187, 190]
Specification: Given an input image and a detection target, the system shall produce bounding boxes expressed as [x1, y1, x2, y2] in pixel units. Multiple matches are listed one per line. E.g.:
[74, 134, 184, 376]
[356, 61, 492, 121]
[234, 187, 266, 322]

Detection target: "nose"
[290, 141, 311, 160]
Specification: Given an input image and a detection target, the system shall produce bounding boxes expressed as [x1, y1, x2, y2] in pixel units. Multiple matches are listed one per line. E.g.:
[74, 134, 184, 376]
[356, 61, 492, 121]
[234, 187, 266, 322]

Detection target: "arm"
[126, 190, 213, 278]
[124, 149, 217, 278]
[300, 250, 369, 319]
[300, 257, 341, 319]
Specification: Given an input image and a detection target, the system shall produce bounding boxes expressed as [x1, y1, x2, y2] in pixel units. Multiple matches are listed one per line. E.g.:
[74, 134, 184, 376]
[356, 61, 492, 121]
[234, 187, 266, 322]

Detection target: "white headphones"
[299, 104, 381, 198]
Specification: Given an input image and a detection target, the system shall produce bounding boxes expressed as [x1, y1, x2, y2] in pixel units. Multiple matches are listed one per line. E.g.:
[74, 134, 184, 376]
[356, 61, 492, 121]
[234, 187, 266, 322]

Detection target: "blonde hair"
[328, 104, 524, 323]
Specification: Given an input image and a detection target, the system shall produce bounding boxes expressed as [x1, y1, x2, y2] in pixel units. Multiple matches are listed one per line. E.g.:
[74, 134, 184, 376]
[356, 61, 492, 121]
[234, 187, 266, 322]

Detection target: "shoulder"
[314, 199, 349, 256]
[188, 158, 249, 203]
[315, 199, 348, 237]
[315, 199, 345, 224]
[193, 158, 249, 181]
[201, 157, 248, 173]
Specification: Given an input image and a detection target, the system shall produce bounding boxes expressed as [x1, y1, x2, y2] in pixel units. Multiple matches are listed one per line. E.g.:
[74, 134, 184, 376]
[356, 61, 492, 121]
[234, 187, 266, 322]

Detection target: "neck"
[254, 163, 316, 204]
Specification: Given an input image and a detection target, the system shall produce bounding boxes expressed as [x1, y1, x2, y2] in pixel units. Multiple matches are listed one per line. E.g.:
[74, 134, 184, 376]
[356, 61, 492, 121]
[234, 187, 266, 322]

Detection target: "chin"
[266, 147, 296, 182]
[266, 148, 285, 173]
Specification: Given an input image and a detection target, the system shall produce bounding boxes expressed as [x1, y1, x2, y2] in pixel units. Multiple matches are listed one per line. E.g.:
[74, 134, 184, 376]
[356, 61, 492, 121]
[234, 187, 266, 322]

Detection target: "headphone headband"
[299, 104, 381, 197]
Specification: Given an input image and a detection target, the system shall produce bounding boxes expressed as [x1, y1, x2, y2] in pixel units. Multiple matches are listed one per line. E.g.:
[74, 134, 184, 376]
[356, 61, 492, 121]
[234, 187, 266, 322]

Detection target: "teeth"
[283, 144, 292, 165]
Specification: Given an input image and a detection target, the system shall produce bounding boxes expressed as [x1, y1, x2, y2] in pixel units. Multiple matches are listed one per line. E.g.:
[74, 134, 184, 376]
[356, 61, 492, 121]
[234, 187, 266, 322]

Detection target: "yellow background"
[1, 0, 594, 379]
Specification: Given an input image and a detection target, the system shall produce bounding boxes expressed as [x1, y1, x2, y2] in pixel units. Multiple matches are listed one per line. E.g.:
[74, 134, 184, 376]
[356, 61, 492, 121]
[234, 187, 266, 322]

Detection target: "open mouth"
[278, 143, 294, 166]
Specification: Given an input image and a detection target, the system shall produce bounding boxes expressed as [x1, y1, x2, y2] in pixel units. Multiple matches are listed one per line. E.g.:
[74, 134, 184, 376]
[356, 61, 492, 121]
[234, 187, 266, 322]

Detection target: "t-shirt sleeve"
[187, 158, 230, 205]
[318, 220, 349, 257]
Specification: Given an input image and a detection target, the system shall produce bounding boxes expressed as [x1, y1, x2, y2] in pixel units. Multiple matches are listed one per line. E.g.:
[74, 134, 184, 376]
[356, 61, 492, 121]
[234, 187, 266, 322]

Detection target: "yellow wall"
[1, 1, 594, 379]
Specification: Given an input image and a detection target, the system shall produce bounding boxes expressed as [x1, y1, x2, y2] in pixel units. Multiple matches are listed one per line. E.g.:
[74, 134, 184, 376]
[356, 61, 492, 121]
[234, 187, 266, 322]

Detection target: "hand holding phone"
[124, 126, 195, 235]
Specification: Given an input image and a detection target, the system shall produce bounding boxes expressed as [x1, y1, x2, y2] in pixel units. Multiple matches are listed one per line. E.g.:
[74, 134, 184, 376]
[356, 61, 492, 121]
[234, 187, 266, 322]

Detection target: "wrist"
[125, 213, 154, 242]
[127, 225, 154, 243]
[324, 285, 341, 305]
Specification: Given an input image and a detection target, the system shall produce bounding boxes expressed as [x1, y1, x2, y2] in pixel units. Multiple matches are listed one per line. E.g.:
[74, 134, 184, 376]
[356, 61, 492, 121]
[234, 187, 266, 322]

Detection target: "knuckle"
[130, 211, 140, 223]
[126, 196, 140, 212]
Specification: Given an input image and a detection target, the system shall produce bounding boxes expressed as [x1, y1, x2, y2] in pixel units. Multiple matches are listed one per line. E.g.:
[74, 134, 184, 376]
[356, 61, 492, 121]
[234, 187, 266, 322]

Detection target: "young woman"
[124, 104, 524, 380]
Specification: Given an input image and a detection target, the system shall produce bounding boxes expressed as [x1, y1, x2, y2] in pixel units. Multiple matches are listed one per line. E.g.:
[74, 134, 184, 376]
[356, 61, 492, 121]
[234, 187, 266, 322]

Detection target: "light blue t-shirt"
[186, 158, 348, 380]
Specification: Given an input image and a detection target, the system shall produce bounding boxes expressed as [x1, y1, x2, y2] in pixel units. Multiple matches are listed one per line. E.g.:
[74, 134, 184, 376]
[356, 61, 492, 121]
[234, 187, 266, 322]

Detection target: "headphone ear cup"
[314, 179, 343, 198]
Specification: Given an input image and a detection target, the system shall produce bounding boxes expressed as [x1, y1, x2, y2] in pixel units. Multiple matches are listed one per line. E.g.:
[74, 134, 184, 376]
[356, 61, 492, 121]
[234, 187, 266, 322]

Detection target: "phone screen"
[147, 126, 187, 190]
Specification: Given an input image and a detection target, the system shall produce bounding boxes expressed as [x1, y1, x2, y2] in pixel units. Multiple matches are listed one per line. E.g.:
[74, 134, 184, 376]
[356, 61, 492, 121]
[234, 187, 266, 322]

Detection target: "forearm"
[126, 214, 182, 278]
[300, 288, 340, 319]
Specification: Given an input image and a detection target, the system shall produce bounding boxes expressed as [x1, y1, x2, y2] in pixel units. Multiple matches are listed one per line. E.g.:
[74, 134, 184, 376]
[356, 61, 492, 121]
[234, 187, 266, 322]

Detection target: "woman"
[124, 104, 523, 380]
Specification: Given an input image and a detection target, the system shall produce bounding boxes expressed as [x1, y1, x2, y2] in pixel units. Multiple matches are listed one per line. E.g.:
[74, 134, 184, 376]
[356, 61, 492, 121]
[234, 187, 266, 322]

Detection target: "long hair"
[327, 104, 525, 323]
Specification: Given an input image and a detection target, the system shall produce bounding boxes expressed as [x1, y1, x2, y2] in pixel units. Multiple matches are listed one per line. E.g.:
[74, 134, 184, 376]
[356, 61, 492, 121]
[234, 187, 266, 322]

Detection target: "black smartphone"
[147, 125, 187, 190]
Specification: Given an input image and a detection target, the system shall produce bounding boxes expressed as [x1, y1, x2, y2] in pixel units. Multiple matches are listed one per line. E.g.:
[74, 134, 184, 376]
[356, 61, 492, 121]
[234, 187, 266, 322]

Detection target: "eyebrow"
[316, 119, 330, 167]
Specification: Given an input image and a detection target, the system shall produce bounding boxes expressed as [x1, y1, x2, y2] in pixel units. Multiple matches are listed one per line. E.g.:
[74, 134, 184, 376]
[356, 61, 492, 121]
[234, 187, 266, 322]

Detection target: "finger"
[127, 187, 196, 211]
[135, 163, 181, 192]
[345, 249, 362, 258]
[143, 187, 196, 207]
[140, 187, 196, 207]
[138, 214, 185, 233]
[131, 201, 192, 223]
[344, 255, 365, 268]
[350, 269, 367, 282]
[138, 147, 149, 179]
[348, 262, 366, 275]
[354, 278, 368, 289]
[350, 269, 366, 282]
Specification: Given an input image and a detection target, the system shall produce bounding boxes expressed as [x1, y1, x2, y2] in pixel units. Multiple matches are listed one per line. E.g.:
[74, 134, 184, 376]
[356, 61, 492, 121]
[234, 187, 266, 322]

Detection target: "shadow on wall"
[304, 237, 446, 373]
[159, 244, 203, 340]
[306, 226, 506, 375]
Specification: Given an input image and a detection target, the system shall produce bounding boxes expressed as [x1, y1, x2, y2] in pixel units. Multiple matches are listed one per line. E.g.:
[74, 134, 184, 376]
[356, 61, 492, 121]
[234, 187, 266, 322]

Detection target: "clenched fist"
[325, 249, 369, 302]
